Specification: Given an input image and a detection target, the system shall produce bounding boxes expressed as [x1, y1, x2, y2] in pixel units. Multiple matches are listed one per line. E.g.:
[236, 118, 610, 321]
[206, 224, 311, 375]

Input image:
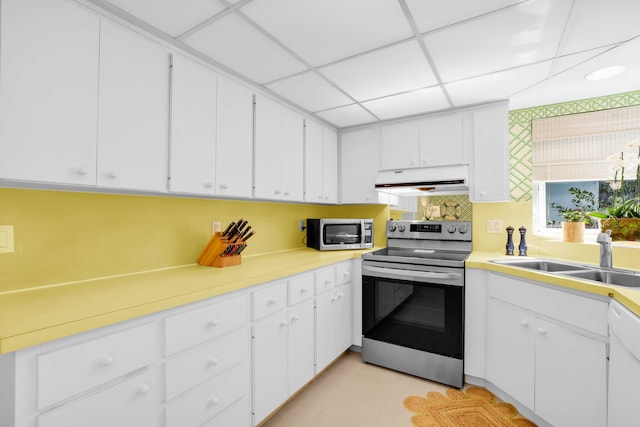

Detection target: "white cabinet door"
[97, 20, 170, 192]
[322, 128, 338, 204]
[0, 0, 99, 186]
[470, 103, 509, 202]
[304, 120, 324, 203]
[216, 77, 253, 198]
[169, 54, 217, 195]
[254, 96, 304, 202]
[340, 128, 380, 204]
[380, 121, 420, 170]
[314, 282, 352, 373]
[464, 269, 487, 379]
[288, 298, 315, 394]
[608, 337, 640, 427]
[335, 283, 353, 353]
[418, 114, 464, 167]
[486, 300, 535, 409]
[535, 318, 607, 427]
[252, 311, 288, 424]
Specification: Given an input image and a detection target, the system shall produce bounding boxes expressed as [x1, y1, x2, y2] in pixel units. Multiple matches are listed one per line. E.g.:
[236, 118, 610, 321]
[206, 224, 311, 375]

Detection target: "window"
[532, 106, 640, 233]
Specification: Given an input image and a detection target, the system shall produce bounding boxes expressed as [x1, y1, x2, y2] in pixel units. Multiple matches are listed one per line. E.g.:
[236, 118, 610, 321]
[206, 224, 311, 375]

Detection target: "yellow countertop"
[0, 248, 377, 355]
[467, 252, 640, 317]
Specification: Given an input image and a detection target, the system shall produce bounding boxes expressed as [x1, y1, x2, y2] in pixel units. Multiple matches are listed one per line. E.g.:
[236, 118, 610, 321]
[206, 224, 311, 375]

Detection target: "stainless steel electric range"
[361, 220, 471, 388]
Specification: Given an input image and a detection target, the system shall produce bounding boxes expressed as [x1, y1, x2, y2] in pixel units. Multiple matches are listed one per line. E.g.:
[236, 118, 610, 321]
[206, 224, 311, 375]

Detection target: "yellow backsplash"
[0, 188, 388, 292]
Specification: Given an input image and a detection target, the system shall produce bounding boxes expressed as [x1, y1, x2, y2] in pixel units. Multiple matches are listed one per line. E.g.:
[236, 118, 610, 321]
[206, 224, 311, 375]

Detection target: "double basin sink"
[492, 259, 640, 289]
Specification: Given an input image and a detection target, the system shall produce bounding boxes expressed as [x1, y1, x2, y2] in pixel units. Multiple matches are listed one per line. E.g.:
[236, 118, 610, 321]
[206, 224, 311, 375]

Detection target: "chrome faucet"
[597, 230, 613, 269]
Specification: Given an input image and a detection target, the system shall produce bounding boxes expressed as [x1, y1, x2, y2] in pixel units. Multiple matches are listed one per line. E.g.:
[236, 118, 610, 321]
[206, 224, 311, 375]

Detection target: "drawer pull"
[537, 328, 546, 335]
[206, 319, 218, 328]
[137, 384, 150, 394]
[208, 396, 220, 406]
[280, 320, 288, 328]
[208, 357, 220, 366]
[102, 355, 115, 366]
[324, 280, 331, 285]
[300, 288, 308, 294]
[338, 292, 344, 299]
[291, 315, 300, 322]
[520, 320, 529, 327]
[267, 297, 277, 305]
[331, 296, 338, 302]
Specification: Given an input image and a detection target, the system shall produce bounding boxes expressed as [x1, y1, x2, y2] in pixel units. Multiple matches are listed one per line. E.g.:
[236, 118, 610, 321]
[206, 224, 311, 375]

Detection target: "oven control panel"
[387, 220, 471, 241]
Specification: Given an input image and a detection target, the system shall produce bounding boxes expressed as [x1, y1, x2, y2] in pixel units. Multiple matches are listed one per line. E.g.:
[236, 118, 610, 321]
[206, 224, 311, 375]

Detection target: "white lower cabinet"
[485, 273, 607, 427]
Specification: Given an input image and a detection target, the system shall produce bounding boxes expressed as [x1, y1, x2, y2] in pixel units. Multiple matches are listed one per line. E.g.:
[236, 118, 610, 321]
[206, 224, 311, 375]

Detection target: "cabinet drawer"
[165, 294, 249, 356]
[38, 368, 158, 427]
[314, 266, 336, 295]
[489, 274, 608, 336]
[288, 272, 313, 306]
[38, 322, 156, 409]
[252, 280, 287, 320]
[202, 396, 250, 427]
[165, 327, 249, 400]
[336, 261, 352, 286]
[165, 362, 249, 427]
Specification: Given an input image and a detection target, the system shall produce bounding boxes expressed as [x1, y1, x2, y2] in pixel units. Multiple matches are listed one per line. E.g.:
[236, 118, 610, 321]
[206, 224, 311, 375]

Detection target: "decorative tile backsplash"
[417, 195, 472, 221]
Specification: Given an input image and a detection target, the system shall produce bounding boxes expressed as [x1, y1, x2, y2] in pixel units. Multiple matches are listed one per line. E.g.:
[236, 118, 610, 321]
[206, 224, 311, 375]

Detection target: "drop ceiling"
[86, 0, 640, 129]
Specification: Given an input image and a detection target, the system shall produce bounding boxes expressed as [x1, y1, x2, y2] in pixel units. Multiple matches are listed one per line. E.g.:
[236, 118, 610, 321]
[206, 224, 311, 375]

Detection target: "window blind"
[532, 105, 640, 181]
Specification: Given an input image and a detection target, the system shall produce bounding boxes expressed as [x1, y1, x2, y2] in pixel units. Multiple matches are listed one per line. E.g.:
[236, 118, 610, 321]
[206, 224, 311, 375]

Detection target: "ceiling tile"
[320, 40, 437, 102]
[361, 87, 450, 120]
[240, 0, 413, 66]
[424, 0, 573, 82]
[104, 0, 226, 38]
[266, 71, 353, 112]
[183, 13, 308, 84]
[445, 62, 552, 106]
[406, 0, 523, 33]
[315, 104, 378, 128]
[509, 38, 640, 110]
[559, 0, 640, 55]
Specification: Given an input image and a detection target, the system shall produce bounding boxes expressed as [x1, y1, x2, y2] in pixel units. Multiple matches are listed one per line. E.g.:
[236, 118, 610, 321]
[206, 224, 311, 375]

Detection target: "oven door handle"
[362, 265, 463, 285]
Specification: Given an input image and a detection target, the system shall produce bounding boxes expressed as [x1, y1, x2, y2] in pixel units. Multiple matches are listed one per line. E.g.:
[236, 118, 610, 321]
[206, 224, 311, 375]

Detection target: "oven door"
[362, 263, 464, 360]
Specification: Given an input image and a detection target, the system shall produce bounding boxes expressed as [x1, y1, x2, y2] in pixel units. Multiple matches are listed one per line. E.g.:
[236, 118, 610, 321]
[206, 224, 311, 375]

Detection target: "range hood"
[375, 164, 469, 197]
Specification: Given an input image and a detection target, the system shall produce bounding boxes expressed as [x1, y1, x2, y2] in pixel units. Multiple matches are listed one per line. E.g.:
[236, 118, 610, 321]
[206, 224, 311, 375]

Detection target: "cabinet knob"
[284, 191, 290, 196]
[208, 396, 220, 406]
[480, 191, 486, 197]
[206, 319, 218, 327]
[331, 296, 338, 302]
[267, 297, 277, 305]
[106, 171, 117, 179]
[337, 292, 344, 299]
[410, 160, 417, 165]
[344, 272, 350, 278]
[291, 314, 300, 322]
[365, 196, 370, 201]
[102, 355, 115, 366]
[219, 184, 228, 190]
[318, 195, 323, 200]
[137, 384, 150, 394]
[422, 158, 429, 165]
[208, 356, 220, 366]
[76, 167, 88, 176]
[280, 320, 288, 327]
[204, 182, 213, 188]
[537, 328, 546, 335]
[520, 320, 529, 327]
[300, 288, 308, 294]
[275, 190, 281, 195]
[324, 279, 331, 285]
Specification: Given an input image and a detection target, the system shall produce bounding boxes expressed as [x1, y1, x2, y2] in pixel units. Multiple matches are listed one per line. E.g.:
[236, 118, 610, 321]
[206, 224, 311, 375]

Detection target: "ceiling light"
[584, 66, 626, 81]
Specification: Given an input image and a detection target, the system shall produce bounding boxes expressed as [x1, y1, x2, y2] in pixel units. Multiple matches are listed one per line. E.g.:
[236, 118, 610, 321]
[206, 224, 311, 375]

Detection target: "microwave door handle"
[362, 265, 463, 284]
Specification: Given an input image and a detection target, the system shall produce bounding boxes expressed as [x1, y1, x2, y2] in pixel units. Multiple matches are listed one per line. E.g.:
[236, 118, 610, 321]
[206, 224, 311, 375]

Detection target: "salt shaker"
[505, 226, 514, 255]
[518, 226, 528, 256]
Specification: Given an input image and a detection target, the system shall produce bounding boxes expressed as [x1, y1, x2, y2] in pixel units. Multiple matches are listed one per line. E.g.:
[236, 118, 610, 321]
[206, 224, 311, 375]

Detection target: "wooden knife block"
[197, 232, 243, 268]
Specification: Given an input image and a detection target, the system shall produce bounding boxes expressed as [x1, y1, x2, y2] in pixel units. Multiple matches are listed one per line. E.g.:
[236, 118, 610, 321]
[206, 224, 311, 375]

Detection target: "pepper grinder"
[505, 225, 514, 256]
[518, 226, 528, 256]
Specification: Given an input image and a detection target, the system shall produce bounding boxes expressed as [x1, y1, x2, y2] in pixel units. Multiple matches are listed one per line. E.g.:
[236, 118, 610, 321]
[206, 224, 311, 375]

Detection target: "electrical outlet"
[0, 225, 15, 254]
[487, 219, 504, 233]
[212, 221, 221, 234]
[299, 219, 305, 232]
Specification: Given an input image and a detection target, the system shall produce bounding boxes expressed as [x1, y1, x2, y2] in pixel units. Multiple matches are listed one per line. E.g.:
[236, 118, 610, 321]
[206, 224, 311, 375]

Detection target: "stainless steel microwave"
[306, 218, 374, 250]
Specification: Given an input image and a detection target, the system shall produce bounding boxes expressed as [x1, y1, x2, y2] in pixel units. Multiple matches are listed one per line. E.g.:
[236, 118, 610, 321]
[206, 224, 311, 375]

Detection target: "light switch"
[487, 220, 504, 233]
[0, 225, 15, 253]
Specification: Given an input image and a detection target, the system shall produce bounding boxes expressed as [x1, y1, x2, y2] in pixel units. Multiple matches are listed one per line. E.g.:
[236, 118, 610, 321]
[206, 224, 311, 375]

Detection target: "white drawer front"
[288, 272, 314, 306]
[165, 362, 249, 427]
[489, 274, 608, 336]
[38, 369, 158, 427]
[165, 327, 249, 400]
[38, 322, 156, 409]
[314, 266, 336, 295]
[202, 396, 250, 427]
[165, 294, 249, 356]
[252, 281, 287, 320]
[336, 261, 352, 286]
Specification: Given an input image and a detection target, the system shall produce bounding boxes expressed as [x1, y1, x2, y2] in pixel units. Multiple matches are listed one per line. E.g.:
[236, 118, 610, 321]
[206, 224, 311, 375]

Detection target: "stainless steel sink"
[492, 259, 586, 272]
[560, 270, 640, 288]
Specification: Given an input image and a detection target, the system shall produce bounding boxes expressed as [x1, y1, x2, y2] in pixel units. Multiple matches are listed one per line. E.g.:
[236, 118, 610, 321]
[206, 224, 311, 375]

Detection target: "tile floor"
[260, 350, 453, 427]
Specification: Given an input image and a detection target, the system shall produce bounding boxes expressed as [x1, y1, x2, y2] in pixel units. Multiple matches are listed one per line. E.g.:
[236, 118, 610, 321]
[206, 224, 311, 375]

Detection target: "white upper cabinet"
[216, 77, 254, 199]
[470, 102, 510, 202]
[380, 113, 464, 171]
[340, 128, 380, 204]
[0, 0, 100, 186]
[254, 95, 303, 201]
[97, 20, 170, 192]
[304, 120, 337, 204]
[418, 114, 464, 167]
[169, 54, 217, 195]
